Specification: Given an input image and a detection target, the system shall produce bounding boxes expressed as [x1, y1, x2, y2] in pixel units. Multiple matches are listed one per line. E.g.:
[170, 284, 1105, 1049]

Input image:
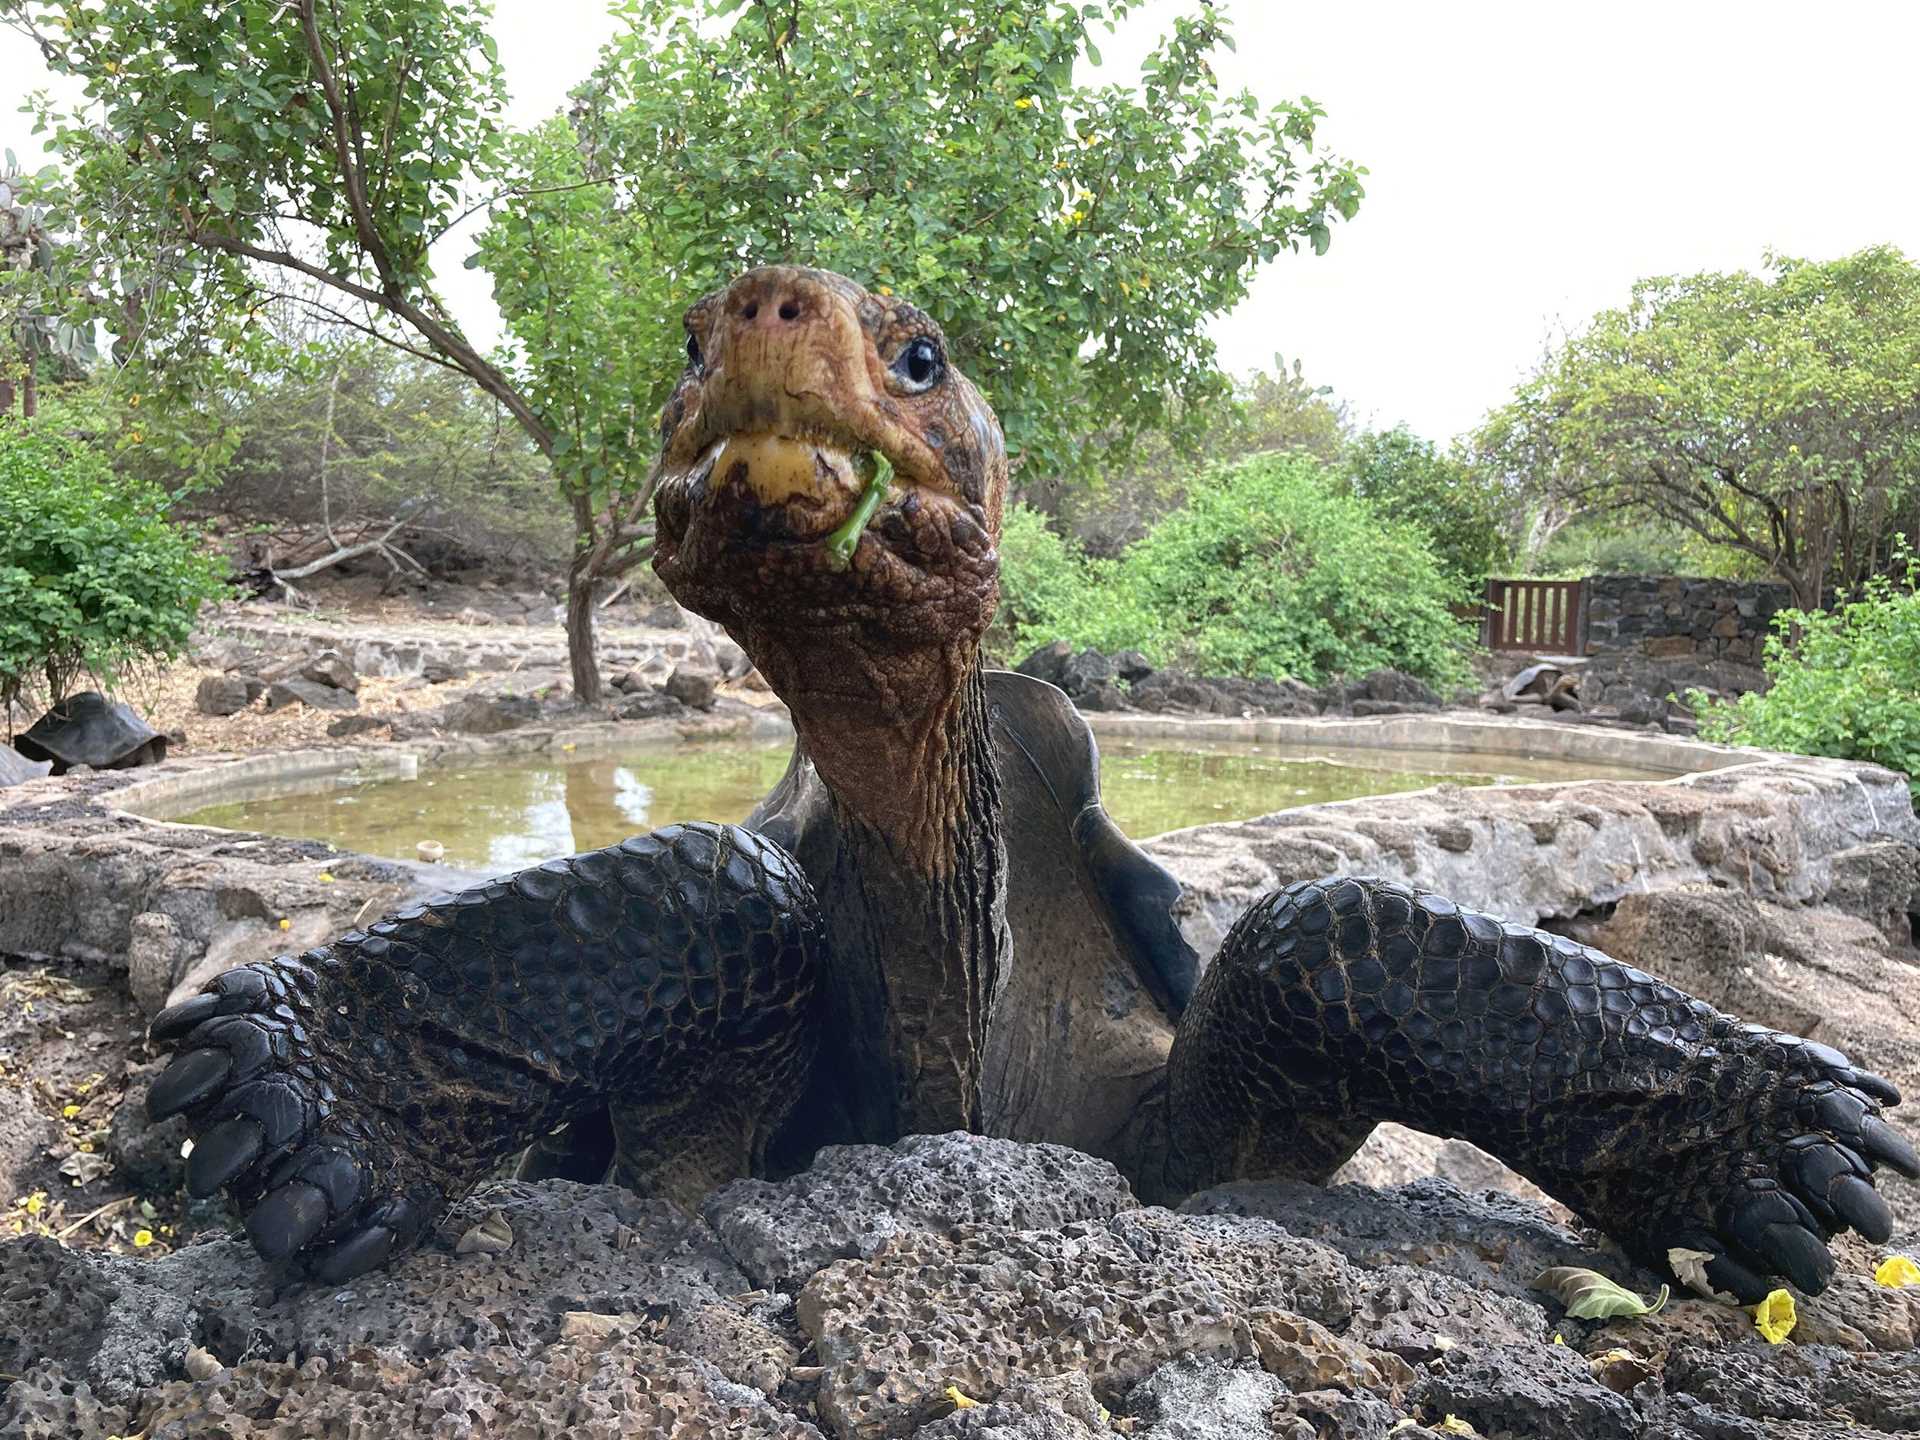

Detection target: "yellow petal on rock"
[1438, 1417, 1480, 1436]
[133, 1229, 153, 1247]
[944, 1385, 979, 1410]
[1874, 1255, 1920, 1288]
[1751, 1289, 1796, 1344]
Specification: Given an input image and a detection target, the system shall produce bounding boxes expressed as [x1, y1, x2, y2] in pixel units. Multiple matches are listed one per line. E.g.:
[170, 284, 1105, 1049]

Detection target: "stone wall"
[1583, 575, 1790, 662]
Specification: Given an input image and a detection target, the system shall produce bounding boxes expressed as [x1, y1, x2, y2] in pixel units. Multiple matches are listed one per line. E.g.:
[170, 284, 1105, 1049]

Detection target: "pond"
[175, 737, 1667, 873]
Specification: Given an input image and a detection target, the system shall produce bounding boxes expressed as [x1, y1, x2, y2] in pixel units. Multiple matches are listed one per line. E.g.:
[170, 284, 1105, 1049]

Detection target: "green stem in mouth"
[824, 452, 894, 573]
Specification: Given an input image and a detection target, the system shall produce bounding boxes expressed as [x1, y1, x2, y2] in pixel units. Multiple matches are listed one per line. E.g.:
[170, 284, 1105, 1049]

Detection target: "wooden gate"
[1482, 578, 1589, 655]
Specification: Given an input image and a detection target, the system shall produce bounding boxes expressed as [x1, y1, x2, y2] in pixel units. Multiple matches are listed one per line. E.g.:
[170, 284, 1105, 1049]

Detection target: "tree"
[0, 407, 227, 723]
[195, 338, 565, 590]
[539, 0, 1364, 489]
[0, 151, 95, 418]
[1475, 248, 1920, 609]
[8, 0, 1362, 698]
[1341, 426, 1513, 585]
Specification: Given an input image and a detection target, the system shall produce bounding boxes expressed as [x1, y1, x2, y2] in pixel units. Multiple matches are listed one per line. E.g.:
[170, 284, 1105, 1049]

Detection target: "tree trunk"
[566, 550, 603, 703]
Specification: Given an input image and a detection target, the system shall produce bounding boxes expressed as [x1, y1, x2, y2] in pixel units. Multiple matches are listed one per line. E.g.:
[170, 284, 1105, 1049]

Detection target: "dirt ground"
[0, 956, 221, 1261]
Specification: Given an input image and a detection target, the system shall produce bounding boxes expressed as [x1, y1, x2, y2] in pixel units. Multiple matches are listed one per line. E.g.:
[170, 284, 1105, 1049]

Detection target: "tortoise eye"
[892, 337, 944, 393]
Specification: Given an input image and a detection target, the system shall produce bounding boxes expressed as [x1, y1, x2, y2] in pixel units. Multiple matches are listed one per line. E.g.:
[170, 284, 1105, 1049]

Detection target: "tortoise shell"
[15, 691, 167, 773]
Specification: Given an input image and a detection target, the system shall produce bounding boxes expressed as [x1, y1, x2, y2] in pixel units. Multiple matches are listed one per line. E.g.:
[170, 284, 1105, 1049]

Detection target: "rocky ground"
[2, 1133, 1917, 1439]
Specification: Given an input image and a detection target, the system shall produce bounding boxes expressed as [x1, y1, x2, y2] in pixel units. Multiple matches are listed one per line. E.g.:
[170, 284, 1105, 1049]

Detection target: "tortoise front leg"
[1162, 876, 1918, 1304]
[146, 822, 824, 1280]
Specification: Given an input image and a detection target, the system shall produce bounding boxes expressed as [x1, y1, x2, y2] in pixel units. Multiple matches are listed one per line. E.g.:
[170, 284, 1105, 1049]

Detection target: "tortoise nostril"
[778, 299, 800, 322]
[742, 301, 760, 320]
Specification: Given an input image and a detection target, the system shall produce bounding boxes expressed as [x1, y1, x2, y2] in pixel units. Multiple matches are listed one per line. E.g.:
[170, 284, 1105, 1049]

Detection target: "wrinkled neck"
[765, 634, 996, 876]
[757, 638, 1009, 1139]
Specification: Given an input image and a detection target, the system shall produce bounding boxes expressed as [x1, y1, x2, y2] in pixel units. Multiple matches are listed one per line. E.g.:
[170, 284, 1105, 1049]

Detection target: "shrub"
[1001, 453, 1474, 687]
[1692, 548, 1920, 796]
[0, 419, 227, 720]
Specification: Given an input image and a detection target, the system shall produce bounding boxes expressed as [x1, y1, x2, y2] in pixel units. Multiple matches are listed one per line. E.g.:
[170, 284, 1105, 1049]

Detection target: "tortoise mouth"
[652, 424, 991, 605]
[695, 431, 878, 544]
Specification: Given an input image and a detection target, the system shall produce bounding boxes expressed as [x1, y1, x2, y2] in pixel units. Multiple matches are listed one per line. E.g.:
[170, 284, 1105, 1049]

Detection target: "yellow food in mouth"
[710, 432, 866, 507]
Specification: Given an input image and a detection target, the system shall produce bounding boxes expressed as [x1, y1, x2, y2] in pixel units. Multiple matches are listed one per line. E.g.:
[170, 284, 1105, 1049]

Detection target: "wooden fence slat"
[1482, 578, 1590, 654]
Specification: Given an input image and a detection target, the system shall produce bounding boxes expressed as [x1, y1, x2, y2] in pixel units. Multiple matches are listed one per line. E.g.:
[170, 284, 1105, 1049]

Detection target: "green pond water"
[177, 738, 1665, 874]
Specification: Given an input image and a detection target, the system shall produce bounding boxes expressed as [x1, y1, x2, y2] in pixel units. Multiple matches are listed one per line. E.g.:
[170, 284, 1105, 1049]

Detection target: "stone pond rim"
[113, 264, 1920, 1313]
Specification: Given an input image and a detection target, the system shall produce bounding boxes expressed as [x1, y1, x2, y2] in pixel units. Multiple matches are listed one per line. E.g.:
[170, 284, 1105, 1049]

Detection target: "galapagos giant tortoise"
[147, 267, 1915, 1305]
[17, 690, 167, 773]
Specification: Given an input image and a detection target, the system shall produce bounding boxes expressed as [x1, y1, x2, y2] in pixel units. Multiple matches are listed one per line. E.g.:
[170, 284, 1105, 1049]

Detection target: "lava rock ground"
[3, 1133, 1918, 1439]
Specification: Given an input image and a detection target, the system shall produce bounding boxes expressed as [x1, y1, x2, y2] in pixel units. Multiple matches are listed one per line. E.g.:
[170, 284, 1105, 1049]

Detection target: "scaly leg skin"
[146, 823, 824, 1281]
[1163, 876, 1919, 1304]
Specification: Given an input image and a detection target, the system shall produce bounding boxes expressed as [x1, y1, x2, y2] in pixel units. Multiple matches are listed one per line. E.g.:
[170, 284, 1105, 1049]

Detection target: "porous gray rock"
[300, 649, 359, 693]
[1182, 1175, 1591, 1302]
[192, 675, 259, 717]
[1413, 1342, 1640, 1440]
[666, 662, 721, 711]
[125, 910, 187, 1014]
[131, 1337, 818, 1440]
[440, 692, 541, 734]
[704, 1131, 1139, 1291]
[1661, 1343, 1920, 1434]
[264, 677, 358, 713]
[616, 686, 684, 721]
[1145, 754, 1920, 963]
[324, 712, 389, 738]
[794, 1207, 1357, 1437]
[915, 1372, 1110, 1439]
[0, 1180, 789, 1409]
[1125, 1357, 1289, 1439]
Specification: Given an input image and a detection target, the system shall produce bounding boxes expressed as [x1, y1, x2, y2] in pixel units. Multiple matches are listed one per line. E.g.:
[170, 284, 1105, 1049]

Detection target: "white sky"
[6, 0, 1918, 444]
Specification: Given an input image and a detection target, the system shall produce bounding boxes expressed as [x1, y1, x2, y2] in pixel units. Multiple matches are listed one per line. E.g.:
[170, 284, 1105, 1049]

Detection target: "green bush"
[1000, 454, 1474, 687]
[1692, 550, 1920, 796]
[0, 419, 227, 719]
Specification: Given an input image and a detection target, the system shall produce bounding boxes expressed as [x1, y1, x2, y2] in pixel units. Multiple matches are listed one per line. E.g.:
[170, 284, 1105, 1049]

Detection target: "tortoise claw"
[1829, 1174, 1893, 1244]
[247, 1181, 331, 1262]
[185, 1116, 265, 1197]
[309, 1225, 397, 1283]
[1861, 1116, 1920, 1177]
[149, 992, 219, 1043]
[146, 1048, 232, 1120]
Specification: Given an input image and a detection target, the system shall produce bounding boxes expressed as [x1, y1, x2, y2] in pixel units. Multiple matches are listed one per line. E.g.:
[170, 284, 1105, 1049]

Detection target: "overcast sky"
[6, 0, 1917, 443]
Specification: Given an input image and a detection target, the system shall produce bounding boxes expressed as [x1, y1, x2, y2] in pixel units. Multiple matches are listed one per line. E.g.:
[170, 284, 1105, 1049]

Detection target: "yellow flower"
[133, 1229, 154, 1247]
[1552, 1333, 1564, 1345]
[1751, 1288, 1796, 1344]
[1438, 1418, 1479, 1437]
[24, 1193, 44, 1216]
[1014, 97, 1032, 109]
[62, 1104, 79, 1119]
[876, 285, 893, 297]
[317, 873, 334, 884]
[127, 393, 141, 407]
[128, 430, 143, 445]
[944, 1385, 978, 1410]
[278, 918, 292, 931]
[1875, 1255, 1920, 1288]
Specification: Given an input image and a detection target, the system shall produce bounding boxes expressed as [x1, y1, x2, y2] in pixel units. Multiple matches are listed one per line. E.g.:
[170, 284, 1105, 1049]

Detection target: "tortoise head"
[651, 267, 1007, 678]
